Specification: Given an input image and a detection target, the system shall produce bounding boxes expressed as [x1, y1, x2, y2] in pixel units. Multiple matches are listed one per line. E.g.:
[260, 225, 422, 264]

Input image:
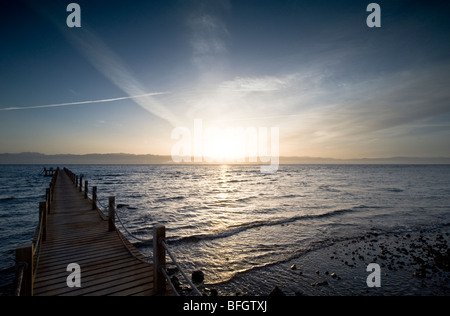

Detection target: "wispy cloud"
[220, 74, 298, 92]
[188, 1, 230, 73]
[33, 4, 180, 127]
[0, 92, 168, 111]
[64, 28, 181, 126]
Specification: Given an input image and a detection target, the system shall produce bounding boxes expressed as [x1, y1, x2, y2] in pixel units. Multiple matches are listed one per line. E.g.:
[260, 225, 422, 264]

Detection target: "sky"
[0, 0, 449, 159]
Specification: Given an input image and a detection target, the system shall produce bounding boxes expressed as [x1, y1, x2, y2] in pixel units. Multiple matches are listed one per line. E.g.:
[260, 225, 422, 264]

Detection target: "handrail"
[113, 204, 202, 295]
[111, 201, 202, 295]
[114, 207, 153, 243]
[161, 240, 202, 296]
[16, 167, 204, 296]
[14, 167, 60, 296]
[14, 262, 27, 296]
[73, 168, 203, 296]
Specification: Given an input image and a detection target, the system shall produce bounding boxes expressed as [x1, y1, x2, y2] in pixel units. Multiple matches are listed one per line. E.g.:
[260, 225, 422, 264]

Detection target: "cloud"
[220, 74, 298, 92]
[188, 1, 230, 73]
[32, 4, 180, 127]
[63, 28, 181, 126]
[276, 60, 450, 157]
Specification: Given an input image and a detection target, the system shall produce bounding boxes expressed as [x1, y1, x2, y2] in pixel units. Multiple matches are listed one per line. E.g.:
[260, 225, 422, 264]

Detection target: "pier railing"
[62, 168, 201, 296]
[14, 167, 59, 296]
[14, 167, 201, 296]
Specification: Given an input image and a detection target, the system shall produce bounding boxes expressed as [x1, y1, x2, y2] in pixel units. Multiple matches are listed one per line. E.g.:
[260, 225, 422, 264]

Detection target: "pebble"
[311, 280, 328, 286]
[192, 270, 205, 284]
[269, 286, 286, 296]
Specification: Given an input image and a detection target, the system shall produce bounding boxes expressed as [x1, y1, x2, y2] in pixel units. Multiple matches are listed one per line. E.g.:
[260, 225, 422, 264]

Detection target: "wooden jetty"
[41, 167, 56, 177]
[13, 168, 189, 296]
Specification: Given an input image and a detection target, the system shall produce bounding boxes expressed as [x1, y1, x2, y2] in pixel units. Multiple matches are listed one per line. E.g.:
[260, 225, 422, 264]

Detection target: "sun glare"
[203, 132, 247, 162]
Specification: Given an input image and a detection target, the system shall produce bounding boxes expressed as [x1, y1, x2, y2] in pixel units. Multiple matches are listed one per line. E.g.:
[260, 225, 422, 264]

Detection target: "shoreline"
[2, 224, 449, 296]
[214, 225, 450, 296]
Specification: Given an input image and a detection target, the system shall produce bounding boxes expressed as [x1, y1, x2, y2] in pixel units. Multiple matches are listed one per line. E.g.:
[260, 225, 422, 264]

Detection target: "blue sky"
[1, 0, 449, 158]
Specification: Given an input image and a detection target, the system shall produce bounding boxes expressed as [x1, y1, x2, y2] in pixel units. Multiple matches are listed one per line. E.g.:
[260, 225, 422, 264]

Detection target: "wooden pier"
[41, 167, 56, 177]
[14, 168, 179, 296]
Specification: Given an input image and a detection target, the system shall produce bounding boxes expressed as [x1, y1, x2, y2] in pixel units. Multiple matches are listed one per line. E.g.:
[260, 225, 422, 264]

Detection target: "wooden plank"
[34, 255, 142, 283]
[35, 262, 153, 296]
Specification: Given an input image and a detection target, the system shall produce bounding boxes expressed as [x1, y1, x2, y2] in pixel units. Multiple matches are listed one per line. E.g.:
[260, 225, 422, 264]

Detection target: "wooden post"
[153, 224, 166, 295]
[79, 176, 83, 192]
[75, 175, 78, 187]
[46, 188, 51, 214]
[40, 201, 47, 242]
[51, 178, 55, 201]
[84, 180, 88, 199]
[108, 196, 115, 232]
[92, 186, 97, 210]
[15, 243, 34, 296]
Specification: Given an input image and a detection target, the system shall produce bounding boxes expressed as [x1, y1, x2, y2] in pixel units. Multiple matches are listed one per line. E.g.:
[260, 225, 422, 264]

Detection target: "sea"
[1, 164, 450, 295]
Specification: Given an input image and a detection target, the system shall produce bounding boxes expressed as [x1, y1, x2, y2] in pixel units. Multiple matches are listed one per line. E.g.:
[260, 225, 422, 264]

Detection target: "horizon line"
[0, 152, 450, 165]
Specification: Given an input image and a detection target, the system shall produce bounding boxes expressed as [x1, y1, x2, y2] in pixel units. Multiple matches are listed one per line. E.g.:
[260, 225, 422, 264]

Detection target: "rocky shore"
[214, 225, 450, 296]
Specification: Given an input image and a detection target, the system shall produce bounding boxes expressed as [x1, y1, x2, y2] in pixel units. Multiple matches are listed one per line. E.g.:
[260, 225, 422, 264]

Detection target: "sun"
[203, 131, 247, 163]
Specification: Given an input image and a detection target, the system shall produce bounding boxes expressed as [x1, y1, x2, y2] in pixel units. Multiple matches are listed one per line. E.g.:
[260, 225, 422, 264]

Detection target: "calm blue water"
[1, 164, 450, 295]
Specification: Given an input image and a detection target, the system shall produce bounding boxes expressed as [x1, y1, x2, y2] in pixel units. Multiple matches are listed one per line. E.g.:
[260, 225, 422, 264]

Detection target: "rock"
[209, 288, 218, 296]
[170, 276, 181, 291]
[290, 264, 297, 270]
[269, 286, 285, 296]
[413, 264, 427, 278]
[311, 280, 328, 286]
[167, 267, 179, 275]
[330, 273, 337, 278]
[192, 270, 205, 284]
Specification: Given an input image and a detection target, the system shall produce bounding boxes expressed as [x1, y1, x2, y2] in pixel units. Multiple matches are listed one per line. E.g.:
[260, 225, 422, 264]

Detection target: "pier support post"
[153, 224, 166, 295]
[46, 188, 51, 214]
[108, 196, 116, 232]
[79, 176, 83, 192]
[92, 186, 97, 210]
[84, 180, 88, 199]
[15, 243, 34, 296]
[39, 201, 47, 242]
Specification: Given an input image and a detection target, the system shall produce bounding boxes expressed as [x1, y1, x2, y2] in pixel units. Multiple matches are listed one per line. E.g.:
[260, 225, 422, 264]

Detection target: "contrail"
[0, 92, 168, 111]
[29, 4, 181, 126]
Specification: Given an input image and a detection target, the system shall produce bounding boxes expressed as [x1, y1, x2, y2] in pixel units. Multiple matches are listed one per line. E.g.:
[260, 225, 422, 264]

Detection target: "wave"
[318, 185, 341, 193]
[0, 195, 42, 203]
[154, 196, 185, 203]
[210, 221, 450, 287]
[235, 196, 257, 203]
[220, 179, 250, 184]
[384, 188, 404, 193]
[116, 204, 138, 210]
[273, 194, 306, 199]
[169, 208, 355, 244]
[207, 238, 346, 286]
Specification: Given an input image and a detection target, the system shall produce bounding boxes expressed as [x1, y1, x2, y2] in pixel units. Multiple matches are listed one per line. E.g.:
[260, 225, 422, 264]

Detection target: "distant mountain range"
[0, 152, 449, 165]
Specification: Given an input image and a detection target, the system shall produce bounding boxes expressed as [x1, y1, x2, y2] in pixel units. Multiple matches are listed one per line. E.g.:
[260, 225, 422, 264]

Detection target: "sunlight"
[203, 129, 247, 163]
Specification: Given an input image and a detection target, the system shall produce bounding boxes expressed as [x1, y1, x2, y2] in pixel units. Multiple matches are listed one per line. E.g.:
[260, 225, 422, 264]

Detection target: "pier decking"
[12, 168, 173, 296]
[32, 170, 155, 296]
